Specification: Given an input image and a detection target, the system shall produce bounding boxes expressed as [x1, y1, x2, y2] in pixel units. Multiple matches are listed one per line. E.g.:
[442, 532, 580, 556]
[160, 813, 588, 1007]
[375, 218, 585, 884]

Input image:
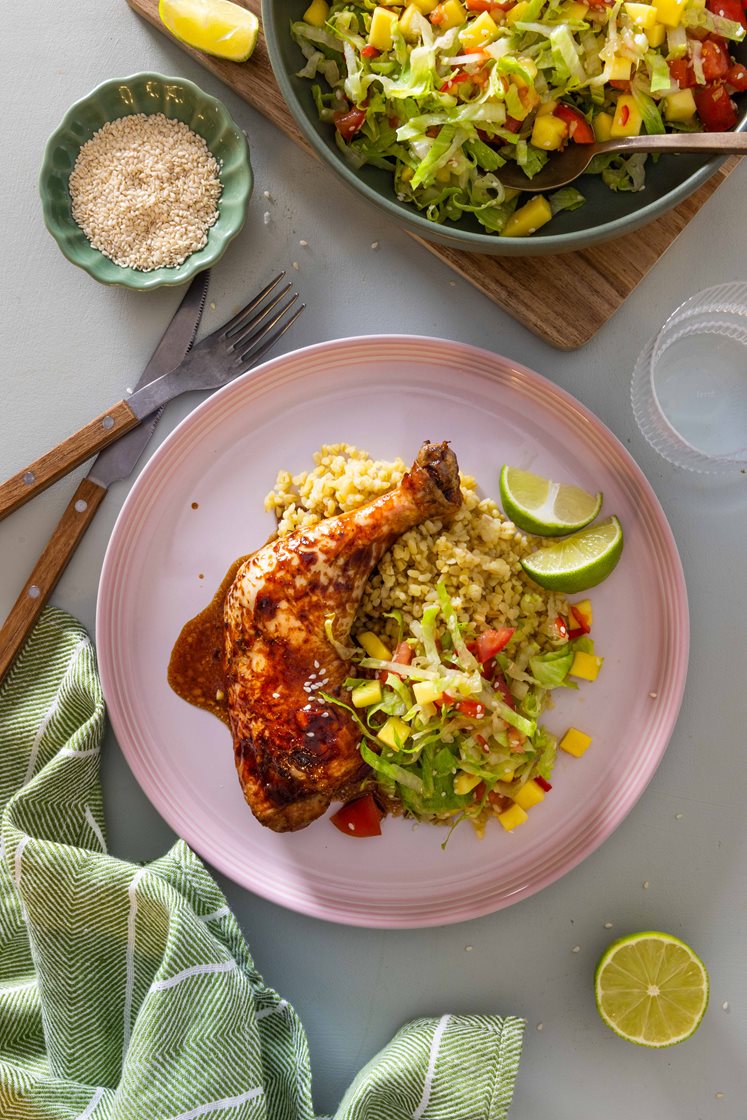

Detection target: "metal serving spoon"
[498, 130, 747, 192]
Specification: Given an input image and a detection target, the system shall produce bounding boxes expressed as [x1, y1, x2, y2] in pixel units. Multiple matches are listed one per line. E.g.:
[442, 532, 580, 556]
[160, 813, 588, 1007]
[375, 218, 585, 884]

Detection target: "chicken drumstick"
[224, 441, 462, 832]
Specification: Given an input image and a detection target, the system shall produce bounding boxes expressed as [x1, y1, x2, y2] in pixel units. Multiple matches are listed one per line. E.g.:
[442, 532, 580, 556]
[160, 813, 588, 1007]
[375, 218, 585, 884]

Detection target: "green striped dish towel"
[0, 608, 525, 1120]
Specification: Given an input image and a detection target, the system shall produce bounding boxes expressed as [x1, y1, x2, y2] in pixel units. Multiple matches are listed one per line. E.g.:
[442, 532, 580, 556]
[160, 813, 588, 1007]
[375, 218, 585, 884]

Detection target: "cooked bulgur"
[264, 444, 567, 684]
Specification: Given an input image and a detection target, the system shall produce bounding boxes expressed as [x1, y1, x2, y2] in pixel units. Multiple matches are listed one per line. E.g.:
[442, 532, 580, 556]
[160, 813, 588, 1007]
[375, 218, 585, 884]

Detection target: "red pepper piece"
[534, 775, 553, 792]
[553, 103, 595, 143]
[361, 44, 381, 58]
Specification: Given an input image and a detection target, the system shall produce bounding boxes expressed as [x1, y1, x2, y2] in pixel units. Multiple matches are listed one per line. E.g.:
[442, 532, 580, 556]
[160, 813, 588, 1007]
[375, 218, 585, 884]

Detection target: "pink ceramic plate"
[97, 336, 689, 928]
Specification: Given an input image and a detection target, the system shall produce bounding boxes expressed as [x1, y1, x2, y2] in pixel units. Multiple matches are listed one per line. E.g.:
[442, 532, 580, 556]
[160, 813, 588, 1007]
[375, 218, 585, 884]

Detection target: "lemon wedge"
[159, 0, 259, 62]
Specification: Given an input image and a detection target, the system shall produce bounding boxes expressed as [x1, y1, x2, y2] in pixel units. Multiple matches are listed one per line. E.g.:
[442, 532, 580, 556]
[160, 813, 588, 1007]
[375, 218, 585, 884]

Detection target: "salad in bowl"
[289, 0, 746, 236]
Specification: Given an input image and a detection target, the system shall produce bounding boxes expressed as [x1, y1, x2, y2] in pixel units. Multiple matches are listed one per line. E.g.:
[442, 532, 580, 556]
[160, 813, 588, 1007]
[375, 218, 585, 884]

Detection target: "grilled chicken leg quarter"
[224, 441, 462, 832]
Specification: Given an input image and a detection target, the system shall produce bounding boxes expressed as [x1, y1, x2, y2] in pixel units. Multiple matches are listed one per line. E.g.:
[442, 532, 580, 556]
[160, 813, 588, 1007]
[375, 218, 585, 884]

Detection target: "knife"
[0, 270, 210, 681]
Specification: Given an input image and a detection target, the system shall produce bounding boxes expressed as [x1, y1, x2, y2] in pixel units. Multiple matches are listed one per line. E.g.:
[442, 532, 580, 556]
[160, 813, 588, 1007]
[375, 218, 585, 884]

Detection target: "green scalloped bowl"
[39, 72, 253, 289]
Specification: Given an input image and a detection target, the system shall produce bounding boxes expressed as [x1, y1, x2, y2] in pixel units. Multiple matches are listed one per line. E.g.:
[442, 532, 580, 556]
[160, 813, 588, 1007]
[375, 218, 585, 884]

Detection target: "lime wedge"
[595, 932, 709, 1047]
[521, 515, 623, 593]
[159, 0, 259, 61]
[499, 465, 603, 536]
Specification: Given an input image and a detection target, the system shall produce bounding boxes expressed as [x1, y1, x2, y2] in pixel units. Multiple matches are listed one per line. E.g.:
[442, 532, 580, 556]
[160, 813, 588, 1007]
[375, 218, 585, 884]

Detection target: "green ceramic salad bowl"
[262, 0, 746, 257]
[39, 72, 253, 289]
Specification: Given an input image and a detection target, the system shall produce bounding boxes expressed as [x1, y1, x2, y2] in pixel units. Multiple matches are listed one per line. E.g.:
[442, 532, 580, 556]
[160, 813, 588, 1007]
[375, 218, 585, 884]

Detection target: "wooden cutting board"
[127, 0, 735, 349]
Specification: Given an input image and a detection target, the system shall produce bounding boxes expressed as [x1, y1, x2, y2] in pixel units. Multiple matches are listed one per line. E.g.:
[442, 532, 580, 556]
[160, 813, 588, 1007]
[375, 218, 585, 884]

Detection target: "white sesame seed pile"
[69, 113, 222, 271]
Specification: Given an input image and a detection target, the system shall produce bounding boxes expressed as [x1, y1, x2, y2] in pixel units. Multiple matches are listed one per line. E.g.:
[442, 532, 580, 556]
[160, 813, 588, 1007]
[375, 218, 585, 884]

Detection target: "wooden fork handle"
[0, 478, 107, 683]
[0, 398, 137, 522]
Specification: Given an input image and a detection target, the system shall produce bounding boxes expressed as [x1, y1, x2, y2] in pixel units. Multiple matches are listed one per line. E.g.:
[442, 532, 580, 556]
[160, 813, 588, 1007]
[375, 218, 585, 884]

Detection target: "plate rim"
[97, 334, 690, 927]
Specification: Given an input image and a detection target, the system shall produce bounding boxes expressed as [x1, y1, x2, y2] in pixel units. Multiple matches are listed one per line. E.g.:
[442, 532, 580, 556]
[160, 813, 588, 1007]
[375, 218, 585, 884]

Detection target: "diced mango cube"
[399, 3, 426, 40]
[410, 0, 438, 10]
[569, 651, 604, 680]
[593, 111, 613, 141]
[609, 93, 643, 137]
[536, 98, 559, 117]
[369, 5, 399, 49]
[513, 779, 546, 810]
[571, 599, 593, 630]
[531, 113, 568, 150]
[646, 20, 666, 44]
[652, 0, 686, 26]
[664, 88, 697, 122]
[501, 195, 553, 237]
[303, 0, 329, 26]
[351, 681, 383, 708]
[358, 631, 392, 661]
[506, 0, 529, 22]
[498, 803, 529, 831]
[624, 1, 657, 28]
[413, 680, 444, 705]
[559, 727, 592, 757]
[460, 9, 499, 48]
[454, 771, 482, 796]
[431, 0, 467, 27]
[562, 1, 590, 17]
[608, 55, 632, 81]
[377, 716, 412, 750]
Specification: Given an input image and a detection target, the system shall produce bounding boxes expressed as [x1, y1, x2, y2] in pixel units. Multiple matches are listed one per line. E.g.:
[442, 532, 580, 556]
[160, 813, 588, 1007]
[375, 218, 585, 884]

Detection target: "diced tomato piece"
[553, 103, 596, 143]
[379, 640, 414, 683]
[694, 82, 738, 130]
[466, 0, 495, 8]
[331, 794, 384, 837]
[440, 70, 472, 93]
[456, 698, 487, 719]
[726, 62, 747, 90]
[504, 115, 523, 133]
[333, 107, 367, 141]
[507, 727, 526, 752]
[468, 628, 515, 663]
[585, 0, 614, 6]
[361, 44, 380, 58]
[706, 0, 747, 27]
[492, 668, 516, 710]
[668, 58, 696, 88]
[609, 79, 631, 91]
[534, 775, 553, 792]
[701, 37, 731, 81]
[473, 781, 487, 800]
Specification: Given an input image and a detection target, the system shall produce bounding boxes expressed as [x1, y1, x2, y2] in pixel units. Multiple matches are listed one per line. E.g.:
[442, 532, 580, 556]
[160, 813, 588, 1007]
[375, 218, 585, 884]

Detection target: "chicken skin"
[224, 441, 462, 832]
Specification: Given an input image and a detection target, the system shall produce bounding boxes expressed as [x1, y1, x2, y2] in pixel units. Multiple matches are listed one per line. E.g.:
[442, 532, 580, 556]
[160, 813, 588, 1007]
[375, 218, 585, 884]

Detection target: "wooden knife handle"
[0, 478, 108, 683]
[0, 399, 137, 522]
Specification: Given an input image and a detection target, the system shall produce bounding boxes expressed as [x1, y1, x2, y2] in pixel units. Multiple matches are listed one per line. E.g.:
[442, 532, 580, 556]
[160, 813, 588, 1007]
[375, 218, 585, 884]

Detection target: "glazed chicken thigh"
[224, 441, 462, 832]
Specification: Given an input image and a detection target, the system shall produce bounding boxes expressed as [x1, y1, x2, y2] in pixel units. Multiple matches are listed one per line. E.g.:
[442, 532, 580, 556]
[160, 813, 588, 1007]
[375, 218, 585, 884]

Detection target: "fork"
[0, 274, 305, 521]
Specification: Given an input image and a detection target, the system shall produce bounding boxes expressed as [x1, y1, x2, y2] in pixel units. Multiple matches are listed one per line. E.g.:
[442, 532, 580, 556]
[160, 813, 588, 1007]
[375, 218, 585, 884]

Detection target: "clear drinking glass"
[631, 282, 747, 474]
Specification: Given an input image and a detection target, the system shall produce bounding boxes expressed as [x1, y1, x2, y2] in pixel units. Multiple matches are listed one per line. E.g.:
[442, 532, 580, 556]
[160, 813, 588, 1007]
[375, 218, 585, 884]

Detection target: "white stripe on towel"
[152, 960, 237, 991]
[122, 867, 146, 1064]
[413, 1014, 451, 1120]
[167, 1086, 264, 1120]
[76, 1086, 106, 1120]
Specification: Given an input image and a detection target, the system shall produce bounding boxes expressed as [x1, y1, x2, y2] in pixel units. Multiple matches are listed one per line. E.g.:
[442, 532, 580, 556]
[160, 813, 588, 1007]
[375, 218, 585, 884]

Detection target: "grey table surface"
[2, 3, 746, 1117]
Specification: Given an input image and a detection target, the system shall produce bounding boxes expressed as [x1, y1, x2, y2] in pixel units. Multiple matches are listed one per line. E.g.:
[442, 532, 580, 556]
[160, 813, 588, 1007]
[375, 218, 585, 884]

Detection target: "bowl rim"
[262, 5, 743, 253]
[39, 70, 253, 290]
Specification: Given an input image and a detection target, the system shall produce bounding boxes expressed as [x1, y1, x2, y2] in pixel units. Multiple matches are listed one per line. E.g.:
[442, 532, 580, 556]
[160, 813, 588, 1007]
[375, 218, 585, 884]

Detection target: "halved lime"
[159, 0, 259, 61]
[521, 515, 623, 593]
[499, 465, 603, 536]
[595, 931, 709, 1047]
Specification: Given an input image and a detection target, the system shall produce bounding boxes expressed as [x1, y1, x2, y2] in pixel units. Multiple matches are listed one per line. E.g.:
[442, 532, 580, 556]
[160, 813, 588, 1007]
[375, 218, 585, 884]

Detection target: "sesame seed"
[313, 660, 320, 668]
[292, 261, 300, 270]
[642, 880, 650, 889]
[370, 240, 380, 250]
[604, 922, 613, 929]
[536, 1022, 544, 1031]
[675, 813, 683, 820]
[347, 822, 355, 830]
[68, 113, 221, 271]
[263, 190, 273, 200]
[722, 1001, 729, 1011]
[306, 732, 315, 738]
[299, 239, 309, 247]
[272, 692, 280, 698]
[263, 211, 271, 224]
[649, 691, 658, 698]
[715, 1092, 725, 1100]
[465, 945, 473, 952]
[571, 945, 581, 953]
